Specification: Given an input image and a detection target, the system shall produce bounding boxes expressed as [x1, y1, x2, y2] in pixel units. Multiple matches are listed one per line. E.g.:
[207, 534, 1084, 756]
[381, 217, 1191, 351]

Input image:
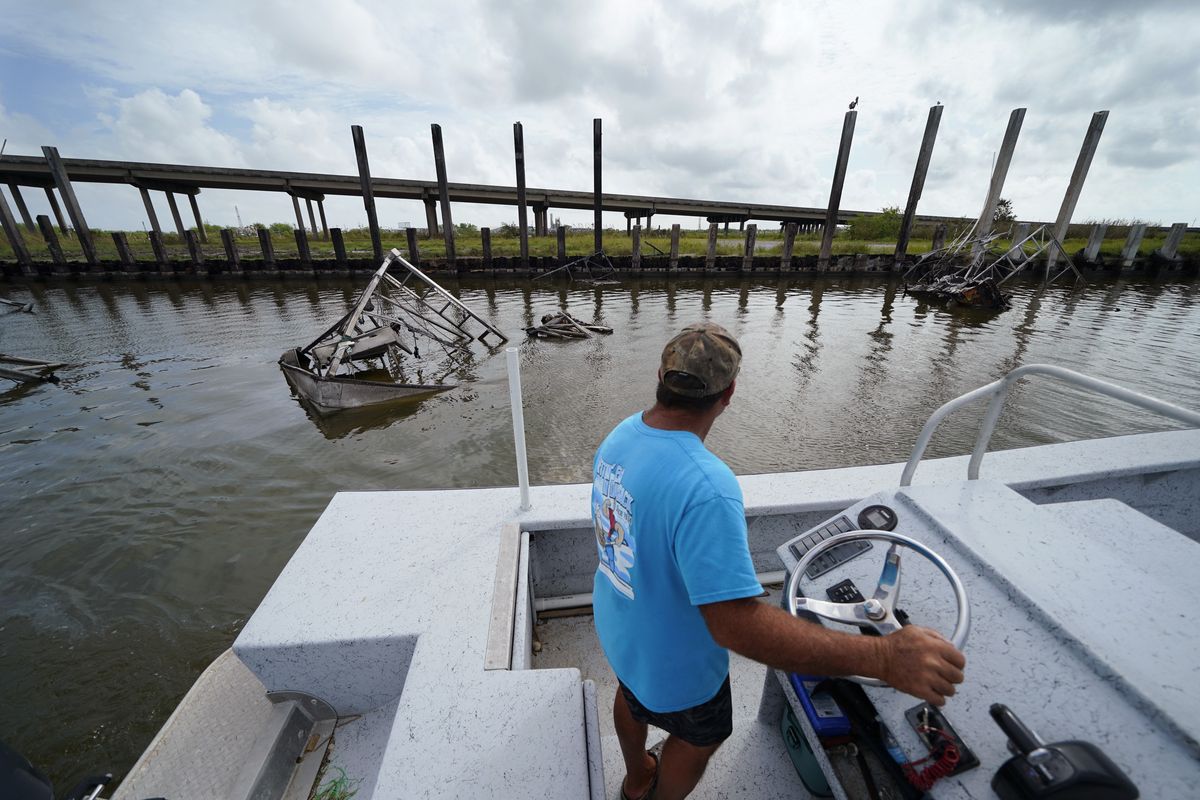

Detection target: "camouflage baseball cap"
[660, 322, 742, 397]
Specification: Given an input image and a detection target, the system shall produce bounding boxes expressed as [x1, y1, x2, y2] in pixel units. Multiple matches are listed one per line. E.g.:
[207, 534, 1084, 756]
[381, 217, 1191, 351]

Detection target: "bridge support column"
[291, 194, 305, 234]
[317, 200, 329, 240]
[188, 192, 206, 242]
[44, 187, 69, 236]
[6, 184, 35, 232]
[423, 197, 439, 238]
[305, 198, 318, 241]
[139, 187, 162, 236]
[166, 192, 188, 238]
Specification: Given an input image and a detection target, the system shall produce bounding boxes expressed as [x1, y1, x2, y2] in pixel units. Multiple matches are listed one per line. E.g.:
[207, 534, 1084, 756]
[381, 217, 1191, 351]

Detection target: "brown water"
[1, 273, 1197, 789]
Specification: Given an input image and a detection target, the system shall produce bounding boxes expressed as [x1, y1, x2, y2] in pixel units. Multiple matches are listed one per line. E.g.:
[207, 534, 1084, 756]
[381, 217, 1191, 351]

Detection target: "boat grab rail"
[900, 363, 1200, 487]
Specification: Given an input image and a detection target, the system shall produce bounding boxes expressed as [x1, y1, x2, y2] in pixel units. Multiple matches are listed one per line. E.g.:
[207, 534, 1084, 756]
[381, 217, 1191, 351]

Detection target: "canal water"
[1, 273, 1197, 787]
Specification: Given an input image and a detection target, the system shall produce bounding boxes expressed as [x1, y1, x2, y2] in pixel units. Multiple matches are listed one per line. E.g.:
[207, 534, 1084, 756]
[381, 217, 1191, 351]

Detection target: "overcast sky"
[1, 0, 1197, 232]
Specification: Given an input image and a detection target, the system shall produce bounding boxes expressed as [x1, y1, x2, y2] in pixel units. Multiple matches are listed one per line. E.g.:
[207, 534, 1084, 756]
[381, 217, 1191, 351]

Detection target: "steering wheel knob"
[863, 598, 887, 620]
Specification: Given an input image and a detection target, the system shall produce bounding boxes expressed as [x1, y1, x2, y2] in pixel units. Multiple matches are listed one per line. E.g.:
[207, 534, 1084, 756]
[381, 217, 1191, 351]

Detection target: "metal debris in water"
[279, 249, 508, 413]
[525, 311, 614, 340]
[534, 252, 620, 286]
[904, 222, 1083, 311]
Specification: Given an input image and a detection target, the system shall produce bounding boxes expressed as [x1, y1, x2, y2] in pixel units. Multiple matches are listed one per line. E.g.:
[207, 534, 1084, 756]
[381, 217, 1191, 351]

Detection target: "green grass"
[1, 223, 1196, 264]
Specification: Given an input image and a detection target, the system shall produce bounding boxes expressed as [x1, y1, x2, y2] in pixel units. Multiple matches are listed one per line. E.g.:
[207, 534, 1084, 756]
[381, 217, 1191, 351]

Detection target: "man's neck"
[641, 403, 720, 442]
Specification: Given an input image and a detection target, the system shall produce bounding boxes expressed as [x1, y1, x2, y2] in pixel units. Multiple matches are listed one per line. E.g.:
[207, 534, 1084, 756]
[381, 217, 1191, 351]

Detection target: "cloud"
[1, 0, 1198, 229]
[95, 88, 245, 166]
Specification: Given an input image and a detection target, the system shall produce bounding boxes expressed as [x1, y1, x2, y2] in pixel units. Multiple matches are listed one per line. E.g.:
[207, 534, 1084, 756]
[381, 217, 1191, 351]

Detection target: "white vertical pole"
[506, 347, 531, 511]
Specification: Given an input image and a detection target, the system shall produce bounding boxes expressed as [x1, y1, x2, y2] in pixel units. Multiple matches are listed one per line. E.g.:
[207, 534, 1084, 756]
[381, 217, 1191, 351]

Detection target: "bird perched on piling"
[849, 96, 859, 110]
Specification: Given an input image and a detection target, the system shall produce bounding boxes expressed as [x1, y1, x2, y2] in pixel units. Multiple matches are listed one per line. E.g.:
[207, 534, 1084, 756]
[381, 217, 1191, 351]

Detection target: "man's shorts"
[618, 676, 733, 747]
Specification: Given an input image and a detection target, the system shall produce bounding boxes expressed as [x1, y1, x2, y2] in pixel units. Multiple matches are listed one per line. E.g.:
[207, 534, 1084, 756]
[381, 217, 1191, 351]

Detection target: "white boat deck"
[115, 428, 1200, 799]
[534, 603, 812, 799]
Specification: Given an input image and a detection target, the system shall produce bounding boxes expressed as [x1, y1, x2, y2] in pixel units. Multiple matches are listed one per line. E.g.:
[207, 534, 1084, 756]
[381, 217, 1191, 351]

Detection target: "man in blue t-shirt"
[592, 322, 966, 800]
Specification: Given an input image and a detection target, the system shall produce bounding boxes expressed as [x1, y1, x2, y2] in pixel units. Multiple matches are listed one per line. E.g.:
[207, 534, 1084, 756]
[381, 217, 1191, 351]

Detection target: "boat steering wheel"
[785, 530, 970, 687]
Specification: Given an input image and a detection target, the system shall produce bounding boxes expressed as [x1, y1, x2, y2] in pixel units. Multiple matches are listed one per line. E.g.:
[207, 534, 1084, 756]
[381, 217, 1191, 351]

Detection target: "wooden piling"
[351, 125, 383, 262]
[593, 118, 603, 254]
[632, 225, 642, 271]
[220, 228, 241, 273]
[405, 227, 421, 267]
[819, 110, 857, 267]
[931, 223, 948, 251]
[1047, 110, 1108, 270]
[743, 223, 757, 271]
[895, 104, 943, 265]
[705, 223, 718, 270]
[188, 193, 207, 243]
[184, 230, 204, 269]
[166, 192, 187, 238]
[7, 184, 36, 232]
[112, 232, 136, 271]
[0, 188, 33, 272]
[482, 226, 493, 270]
[317, 200, 329, 240]
[781, 222, 797, 270]
[149, 231, 169, 272]
[430, 124, 456, 266]
[257, 227, 276, 268]
[1121, 224, 1147, 267]
[514, 122, 530, 269]
[294, 228, 312, 267]
[669, 224, 680, 270]
[556, 225, 567, 266]
[37, 215, 66, 267]
[44, 187, 69, 236]
[331, 227, 348, 268]
[973, 108, 1026, 257]
[1083, 224, 1108, 263]
[1158, 223, 1186, 260]
[305, 198, 318, 241]
[291, 195, 306, 235]
[138, 187, 163, 236]
[42, 146, 97, 265]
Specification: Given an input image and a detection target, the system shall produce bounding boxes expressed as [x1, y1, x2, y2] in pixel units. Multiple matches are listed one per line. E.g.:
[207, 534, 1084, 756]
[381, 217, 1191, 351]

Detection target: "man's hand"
[877, 625, 965, 707]
[699, 598, 966, 706]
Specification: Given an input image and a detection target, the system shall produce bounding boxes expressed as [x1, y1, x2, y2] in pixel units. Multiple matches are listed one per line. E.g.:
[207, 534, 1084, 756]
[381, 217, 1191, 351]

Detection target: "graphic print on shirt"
[593, 456, 635, 599]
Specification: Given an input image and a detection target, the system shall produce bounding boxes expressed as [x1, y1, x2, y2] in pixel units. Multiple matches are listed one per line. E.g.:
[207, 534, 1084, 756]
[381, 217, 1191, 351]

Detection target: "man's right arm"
[700, 597, 965, 706]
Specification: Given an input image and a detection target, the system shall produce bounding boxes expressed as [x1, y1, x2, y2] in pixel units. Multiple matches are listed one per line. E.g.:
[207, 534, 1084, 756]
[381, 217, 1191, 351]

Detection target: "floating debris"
[0, 353, 64, 384]
[905, 222, 1081, 311]
[525, 311, 614, 340]
[280, 249, 507, 413]
[0, 297, 34, 313]
[534, 252, 620, 286]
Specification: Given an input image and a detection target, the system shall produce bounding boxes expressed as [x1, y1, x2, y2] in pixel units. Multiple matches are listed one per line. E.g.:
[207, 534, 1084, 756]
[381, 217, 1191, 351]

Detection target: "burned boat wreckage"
[280, 249, 507, 413]
[904, 223, 1082, 311]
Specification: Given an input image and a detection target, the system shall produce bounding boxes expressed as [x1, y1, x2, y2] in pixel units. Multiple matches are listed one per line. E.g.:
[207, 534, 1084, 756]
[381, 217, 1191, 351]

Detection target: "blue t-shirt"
[591, 413, 762, 712]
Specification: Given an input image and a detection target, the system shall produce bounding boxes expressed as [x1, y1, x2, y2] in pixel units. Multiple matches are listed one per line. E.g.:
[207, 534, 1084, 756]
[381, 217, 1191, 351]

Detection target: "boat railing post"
[506, 347, 531, 511]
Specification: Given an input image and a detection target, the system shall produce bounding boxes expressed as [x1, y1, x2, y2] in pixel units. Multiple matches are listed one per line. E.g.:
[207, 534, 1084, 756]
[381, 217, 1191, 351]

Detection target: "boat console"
[769, 479, 1197, 798]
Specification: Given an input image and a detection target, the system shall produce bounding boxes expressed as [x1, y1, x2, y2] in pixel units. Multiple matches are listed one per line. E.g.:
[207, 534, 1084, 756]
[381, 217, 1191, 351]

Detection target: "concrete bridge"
[0, 152, 962, 237]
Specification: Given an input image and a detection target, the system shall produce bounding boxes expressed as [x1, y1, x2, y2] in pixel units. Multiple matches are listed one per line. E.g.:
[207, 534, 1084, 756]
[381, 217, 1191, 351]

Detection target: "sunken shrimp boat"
[279, 249, 507, 414]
